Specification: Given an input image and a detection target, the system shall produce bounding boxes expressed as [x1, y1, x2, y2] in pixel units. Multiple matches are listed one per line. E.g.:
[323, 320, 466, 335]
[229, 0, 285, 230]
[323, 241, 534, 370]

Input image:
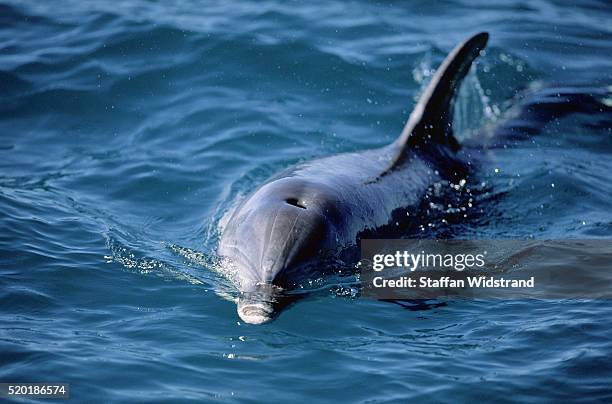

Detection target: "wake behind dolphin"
[218, 32, 489, 324]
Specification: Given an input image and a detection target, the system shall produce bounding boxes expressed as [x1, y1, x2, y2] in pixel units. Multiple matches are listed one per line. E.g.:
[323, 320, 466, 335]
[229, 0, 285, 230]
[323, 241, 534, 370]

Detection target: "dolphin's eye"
[285, 197, 306, 209]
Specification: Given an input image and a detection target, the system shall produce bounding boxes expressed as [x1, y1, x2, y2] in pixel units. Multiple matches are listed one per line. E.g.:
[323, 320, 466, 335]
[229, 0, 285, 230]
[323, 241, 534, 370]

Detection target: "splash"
[168, 243, 238, 299]
[105, 232, 208, 286]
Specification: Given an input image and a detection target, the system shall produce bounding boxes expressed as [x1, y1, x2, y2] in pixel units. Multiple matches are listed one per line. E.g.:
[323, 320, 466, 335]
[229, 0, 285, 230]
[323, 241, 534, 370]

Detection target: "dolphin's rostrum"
[219, 32, 489, 324]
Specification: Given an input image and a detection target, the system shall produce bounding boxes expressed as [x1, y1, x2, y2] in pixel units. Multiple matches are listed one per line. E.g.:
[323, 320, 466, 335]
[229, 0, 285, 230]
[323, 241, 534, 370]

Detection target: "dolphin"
[218, 32, 489, 324]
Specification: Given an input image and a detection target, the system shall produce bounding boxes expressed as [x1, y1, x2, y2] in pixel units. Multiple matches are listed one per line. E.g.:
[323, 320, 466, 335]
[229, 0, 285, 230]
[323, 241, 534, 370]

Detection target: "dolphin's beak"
[237, 301, 274, 324]
[236, 284, 279, 324]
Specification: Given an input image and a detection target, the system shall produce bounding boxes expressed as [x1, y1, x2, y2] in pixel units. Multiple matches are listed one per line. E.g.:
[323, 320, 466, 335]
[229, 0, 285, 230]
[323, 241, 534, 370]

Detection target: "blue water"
[2, 0, 612, 402]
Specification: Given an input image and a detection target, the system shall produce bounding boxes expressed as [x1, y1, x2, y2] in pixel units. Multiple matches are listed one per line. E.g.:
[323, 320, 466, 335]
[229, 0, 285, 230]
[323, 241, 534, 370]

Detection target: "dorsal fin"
[385, 32, 489, 171]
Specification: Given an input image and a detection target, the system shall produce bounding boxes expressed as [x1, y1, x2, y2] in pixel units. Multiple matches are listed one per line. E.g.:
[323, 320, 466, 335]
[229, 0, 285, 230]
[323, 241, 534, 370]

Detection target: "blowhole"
[285, 197, 306, 209]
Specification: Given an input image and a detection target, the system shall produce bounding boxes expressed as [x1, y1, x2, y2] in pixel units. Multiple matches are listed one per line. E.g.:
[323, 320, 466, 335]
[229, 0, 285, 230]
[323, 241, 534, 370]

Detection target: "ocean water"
[1, 0, 612, 402]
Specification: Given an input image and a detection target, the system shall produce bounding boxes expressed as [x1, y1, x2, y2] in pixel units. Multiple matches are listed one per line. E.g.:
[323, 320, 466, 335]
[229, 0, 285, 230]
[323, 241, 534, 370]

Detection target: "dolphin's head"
[219, 177, 341, 323]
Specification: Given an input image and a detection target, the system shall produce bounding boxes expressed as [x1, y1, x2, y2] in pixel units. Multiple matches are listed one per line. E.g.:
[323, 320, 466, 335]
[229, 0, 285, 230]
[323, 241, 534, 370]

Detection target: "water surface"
[1, 0, 612, 402]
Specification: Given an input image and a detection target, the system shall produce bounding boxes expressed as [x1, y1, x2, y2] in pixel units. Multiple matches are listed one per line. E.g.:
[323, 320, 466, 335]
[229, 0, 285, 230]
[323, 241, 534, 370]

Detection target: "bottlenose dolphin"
[219, 32, 489, 324]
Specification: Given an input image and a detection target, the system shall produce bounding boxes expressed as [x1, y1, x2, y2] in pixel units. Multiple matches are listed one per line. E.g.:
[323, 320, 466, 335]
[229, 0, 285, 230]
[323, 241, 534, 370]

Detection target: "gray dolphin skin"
[218, 32, 489, 324]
